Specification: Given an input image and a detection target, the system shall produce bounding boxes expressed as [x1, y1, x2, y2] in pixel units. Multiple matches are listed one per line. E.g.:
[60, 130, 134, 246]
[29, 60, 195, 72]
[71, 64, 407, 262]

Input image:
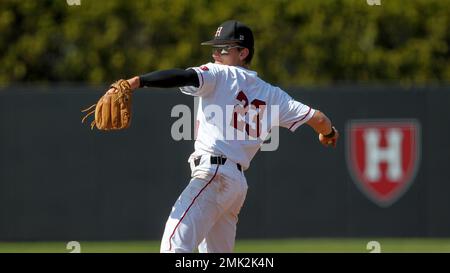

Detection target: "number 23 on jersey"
[231, 91, 266, 138]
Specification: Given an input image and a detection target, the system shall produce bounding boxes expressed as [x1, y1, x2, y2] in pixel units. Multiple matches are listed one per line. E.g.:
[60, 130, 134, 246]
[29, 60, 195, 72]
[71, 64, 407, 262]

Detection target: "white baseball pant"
[160, 154, 248, 253]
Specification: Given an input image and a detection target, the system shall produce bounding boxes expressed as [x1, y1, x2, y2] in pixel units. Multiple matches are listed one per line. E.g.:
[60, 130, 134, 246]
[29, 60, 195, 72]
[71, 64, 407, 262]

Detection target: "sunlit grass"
[0, 238, 449, 253]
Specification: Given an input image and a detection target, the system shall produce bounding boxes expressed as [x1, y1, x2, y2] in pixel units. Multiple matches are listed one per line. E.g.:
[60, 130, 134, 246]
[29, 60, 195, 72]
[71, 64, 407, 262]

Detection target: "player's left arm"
[104, 69, 199, 96]
[126, 69, 200, 90]
[127, 76, 141, 89]
[306, 110, 339, 148]
[125, 66, 218, 98]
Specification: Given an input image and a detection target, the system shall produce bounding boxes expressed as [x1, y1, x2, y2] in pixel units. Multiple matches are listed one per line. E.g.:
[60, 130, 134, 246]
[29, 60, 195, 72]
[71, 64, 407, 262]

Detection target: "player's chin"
[212, 55, 222, 63]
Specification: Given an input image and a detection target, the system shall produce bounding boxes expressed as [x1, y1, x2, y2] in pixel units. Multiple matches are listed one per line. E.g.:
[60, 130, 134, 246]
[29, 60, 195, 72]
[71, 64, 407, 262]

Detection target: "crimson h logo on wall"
[346, 120, 421, 207]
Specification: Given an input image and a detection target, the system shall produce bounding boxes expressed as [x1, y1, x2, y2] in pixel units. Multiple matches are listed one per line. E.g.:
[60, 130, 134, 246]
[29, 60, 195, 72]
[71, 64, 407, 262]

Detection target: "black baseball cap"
[201, 20, 254, 49]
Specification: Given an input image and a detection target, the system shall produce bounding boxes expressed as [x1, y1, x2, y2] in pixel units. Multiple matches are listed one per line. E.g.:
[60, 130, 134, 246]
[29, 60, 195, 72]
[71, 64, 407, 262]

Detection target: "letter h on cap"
[215, 27, 223, 37]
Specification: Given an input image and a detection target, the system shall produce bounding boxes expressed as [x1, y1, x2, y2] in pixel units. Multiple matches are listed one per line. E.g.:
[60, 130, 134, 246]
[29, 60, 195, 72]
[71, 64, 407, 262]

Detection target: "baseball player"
[111, 20, 339, 253]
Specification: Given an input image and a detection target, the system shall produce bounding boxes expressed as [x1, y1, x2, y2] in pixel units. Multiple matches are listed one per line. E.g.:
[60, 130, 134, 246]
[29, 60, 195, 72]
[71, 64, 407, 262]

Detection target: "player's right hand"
[319, 127, 339, 148]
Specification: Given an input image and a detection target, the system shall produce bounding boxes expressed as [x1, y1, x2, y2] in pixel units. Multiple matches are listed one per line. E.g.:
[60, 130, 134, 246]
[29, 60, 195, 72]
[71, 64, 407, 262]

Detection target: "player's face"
[211, 45, 245, 66]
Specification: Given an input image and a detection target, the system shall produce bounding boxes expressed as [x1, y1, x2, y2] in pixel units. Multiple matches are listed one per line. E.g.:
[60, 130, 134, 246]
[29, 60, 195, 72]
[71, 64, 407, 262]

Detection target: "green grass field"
[1, 238, 450, 253]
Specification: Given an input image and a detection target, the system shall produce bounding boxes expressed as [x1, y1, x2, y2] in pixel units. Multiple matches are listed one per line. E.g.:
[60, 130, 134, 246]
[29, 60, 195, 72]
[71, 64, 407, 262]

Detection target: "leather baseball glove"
[81, 79, 133, 130]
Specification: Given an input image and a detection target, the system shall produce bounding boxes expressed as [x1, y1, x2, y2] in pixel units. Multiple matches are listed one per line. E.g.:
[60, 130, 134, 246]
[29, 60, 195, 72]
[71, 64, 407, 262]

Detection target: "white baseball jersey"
[180, 62, 315, 170]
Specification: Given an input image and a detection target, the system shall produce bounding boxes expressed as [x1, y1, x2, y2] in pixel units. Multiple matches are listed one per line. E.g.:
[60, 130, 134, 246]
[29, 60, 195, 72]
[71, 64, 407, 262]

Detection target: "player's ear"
[239, 48, 249, 61]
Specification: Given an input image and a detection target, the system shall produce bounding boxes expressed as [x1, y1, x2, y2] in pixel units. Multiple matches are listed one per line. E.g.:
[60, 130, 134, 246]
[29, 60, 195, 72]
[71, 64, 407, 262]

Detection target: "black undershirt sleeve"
[138, 68, 199, 88]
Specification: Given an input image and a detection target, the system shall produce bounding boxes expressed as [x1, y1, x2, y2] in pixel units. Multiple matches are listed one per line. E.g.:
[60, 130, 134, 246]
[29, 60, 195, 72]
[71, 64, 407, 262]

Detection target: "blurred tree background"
[0, 0, 449, 86]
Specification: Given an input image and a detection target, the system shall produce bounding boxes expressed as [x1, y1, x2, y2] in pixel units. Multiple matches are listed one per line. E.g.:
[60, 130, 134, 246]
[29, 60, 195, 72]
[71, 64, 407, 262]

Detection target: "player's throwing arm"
[306, 110, 339, 148]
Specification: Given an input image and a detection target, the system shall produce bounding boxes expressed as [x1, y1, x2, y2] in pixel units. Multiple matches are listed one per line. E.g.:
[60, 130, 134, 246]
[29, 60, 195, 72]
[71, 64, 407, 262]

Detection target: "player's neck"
[213, 60, 250, 70]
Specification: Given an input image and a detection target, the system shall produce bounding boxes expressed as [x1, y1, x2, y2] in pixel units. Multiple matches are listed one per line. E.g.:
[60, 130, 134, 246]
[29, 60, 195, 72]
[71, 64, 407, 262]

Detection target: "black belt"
[194, 156, 242, 172]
